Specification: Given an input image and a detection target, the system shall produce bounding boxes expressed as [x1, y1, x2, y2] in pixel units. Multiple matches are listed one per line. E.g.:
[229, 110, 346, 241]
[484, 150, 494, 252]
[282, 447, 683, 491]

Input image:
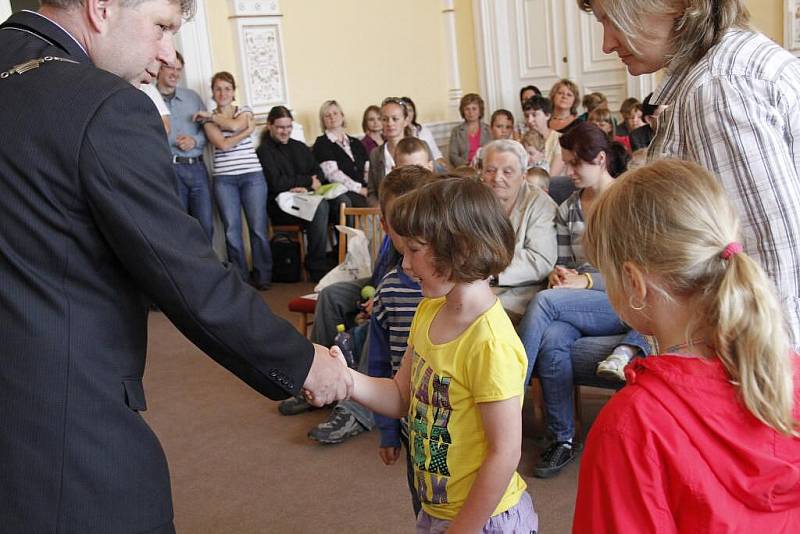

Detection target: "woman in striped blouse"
[197, 71, 272, 290]
[517, 122, 649, 479]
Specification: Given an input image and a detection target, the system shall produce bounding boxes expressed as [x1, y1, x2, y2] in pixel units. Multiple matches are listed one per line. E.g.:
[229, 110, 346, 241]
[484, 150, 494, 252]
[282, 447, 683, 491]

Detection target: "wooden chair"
[287, 205, 384, 337]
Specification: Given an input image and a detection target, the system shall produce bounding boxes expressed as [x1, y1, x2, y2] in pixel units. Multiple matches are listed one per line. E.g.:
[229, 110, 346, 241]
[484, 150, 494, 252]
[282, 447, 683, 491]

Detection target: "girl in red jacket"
[573, 159, 800, 533]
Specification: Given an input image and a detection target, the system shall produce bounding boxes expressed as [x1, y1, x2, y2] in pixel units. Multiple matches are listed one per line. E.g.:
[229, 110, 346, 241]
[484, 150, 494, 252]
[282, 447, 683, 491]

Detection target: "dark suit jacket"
[0, 12, 313, 533]
[311, 133, 368, 186]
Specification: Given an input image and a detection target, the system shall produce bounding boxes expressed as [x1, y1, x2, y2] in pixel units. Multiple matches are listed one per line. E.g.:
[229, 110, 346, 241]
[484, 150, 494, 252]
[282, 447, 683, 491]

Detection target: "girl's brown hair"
[211, 71, 236, 91]
[583, 159, 796, 436]
[388, 177, 514, 283]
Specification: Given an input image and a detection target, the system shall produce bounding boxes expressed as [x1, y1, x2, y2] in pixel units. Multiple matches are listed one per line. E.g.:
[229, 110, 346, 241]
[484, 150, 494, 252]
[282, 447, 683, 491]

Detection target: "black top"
[257, 135, 322, 199]
[629, 124, 654, 151]
[312, 133, 368, 187]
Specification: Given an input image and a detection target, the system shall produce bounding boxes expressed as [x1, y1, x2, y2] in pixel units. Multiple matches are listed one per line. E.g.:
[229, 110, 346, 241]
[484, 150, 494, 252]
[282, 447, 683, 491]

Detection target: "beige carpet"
[142, 281, 612, 533]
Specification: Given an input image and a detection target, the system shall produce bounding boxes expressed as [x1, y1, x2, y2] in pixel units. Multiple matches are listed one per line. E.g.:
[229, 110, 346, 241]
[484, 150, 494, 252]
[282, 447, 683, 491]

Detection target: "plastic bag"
[314, 225, 372, 292]
[276, 191, 323, 222]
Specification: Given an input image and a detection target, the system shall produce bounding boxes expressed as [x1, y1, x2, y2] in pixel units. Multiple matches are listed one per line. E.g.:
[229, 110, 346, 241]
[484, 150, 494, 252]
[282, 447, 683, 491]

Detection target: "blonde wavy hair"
[583, 159, 796, 436]
[578, 0, 750, 74]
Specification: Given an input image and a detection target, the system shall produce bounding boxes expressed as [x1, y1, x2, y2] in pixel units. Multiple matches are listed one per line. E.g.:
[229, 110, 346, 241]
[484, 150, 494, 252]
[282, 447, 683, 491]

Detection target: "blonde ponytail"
[711, 251, 795, 435]
[584, 159, 797, 436]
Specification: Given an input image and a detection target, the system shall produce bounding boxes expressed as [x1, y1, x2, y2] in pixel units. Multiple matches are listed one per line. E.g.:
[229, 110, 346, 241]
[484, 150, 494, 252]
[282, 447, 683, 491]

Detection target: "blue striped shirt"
[367, 263, 422, 447]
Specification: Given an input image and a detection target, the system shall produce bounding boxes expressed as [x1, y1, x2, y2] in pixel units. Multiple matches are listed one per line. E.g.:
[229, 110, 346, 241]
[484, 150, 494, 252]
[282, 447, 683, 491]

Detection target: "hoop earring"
[629, 295, 646, 311]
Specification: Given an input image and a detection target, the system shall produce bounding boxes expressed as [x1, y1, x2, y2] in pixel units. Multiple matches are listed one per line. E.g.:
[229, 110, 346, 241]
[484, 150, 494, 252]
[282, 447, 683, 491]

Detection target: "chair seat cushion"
[288, 296, 317, 314]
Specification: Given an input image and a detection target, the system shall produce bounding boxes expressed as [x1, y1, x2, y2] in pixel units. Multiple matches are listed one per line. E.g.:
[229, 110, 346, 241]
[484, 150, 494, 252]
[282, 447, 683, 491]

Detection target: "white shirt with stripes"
[211, 105, 262, 176]
[648, 29, 800, 345]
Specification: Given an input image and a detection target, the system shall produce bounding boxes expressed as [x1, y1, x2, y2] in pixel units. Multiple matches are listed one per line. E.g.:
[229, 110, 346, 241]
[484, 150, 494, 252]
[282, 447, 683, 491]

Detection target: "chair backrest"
[338, 204, 385, 266]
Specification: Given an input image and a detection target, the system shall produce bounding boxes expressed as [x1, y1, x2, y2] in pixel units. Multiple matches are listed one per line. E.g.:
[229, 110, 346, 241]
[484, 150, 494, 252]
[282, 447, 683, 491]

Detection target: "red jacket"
[573, 355, 800, 533]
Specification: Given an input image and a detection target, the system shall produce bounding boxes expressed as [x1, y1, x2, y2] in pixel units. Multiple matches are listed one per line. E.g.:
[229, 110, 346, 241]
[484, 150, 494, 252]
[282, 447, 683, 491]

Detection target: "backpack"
[270, 233, 301, 283]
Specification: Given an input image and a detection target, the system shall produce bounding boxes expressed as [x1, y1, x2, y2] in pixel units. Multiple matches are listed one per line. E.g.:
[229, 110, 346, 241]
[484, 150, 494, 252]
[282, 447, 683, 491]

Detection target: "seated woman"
[367, 97, 410, 206]
[198, 71, 271, 289]
[574, 159, 800, 532]
[517, 122, 650, 479]
[399, 96, 446, 170]
[312, 100, 369, 208]
[577, 91, 608, 123]
[360, 104, 383, 156]
[523, 96, 565, 176]
[256, 105, 349, 282]
[547, 79, 580, 133]
[480, 139, 558, 322]
[448, 93, 491, 167]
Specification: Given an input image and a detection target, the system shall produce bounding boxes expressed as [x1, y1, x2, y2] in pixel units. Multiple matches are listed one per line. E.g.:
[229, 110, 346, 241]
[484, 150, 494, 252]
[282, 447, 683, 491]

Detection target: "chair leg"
[297, 312, 308, 337]
[296, 230, 307, 281]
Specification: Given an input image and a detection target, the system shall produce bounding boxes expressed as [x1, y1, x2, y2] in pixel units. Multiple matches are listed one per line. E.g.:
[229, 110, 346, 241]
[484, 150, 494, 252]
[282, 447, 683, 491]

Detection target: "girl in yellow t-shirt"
[337, 177, 538, 533]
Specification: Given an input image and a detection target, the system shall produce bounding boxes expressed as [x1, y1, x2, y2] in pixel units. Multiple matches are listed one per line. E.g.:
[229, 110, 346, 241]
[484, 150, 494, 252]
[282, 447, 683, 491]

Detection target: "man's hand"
[301, 344, 353, 407]
[176, 134, 197, 152]
[378, 447, 401, 465]
[311, 175, 321, 192]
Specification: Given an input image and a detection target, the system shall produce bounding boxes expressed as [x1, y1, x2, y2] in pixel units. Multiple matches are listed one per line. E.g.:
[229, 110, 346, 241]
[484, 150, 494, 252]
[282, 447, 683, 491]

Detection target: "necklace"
[662, 337, 710, 355]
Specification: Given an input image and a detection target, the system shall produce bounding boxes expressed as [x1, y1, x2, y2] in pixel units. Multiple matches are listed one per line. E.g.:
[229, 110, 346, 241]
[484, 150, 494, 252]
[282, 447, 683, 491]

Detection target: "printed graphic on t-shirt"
[411, 353, 453, 505]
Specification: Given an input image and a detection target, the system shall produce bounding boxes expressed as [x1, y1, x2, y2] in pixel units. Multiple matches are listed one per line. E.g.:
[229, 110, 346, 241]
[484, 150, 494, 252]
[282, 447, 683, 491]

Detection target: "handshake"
[300, 344, 354, 406]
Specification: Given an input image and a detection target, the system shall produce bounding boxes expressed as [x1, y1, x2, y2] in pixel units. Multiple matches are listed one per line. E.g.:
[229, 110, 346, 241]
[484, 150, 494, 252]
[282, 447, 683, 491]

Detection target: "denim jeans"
[213, 171, 272, 286]
[173, 162, 213, 242]
[518, 288, 650, 441]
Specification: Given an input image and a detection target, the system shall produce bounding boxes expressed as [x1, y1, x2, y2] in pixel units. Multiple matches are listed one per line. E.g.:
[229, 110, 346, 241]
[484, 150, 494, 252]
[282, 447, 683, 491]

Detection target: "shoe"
[596, 353, 630, 382]
[278, 396, 315, 416]
[533, 440, 577, 478]
[308, 409, 367, 444]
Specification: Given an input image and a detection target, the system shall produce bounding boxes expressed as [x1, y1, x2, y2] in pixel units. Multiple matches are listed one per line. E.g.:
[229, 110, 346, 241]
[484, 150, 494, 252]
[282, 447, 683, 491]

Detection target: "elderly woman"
[312, 100, 369, 208]
[548, 79, 580, 132]
[581, 0, 800, 345]
[448, 93, 491, 168]
[480, 139, 558, 322]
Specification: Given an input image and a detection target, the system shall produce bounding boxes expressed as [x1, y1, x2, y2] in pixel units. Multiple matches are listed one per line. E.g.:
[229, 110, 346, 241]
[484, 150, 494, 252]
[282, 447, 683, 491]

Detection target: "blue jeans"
[518, 288, 649, 441]
[173, 162, 213, 242]
[214, 171, 272, 286]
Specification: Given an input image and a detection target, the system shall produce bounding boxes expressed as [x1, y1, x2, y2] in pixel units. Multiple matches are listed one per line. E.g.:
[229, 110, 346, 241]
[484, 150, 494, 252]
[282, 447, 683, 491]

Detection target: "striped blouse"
[648, 29, 800, 345]
[211, 105, 262, 176]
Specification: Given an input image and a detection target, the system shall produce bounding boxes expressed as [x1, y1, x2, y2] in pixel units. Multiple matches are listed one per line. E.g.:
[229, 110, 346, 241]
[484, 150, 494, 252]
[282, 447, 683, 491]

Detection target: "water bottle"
[334, 323, 356, 368]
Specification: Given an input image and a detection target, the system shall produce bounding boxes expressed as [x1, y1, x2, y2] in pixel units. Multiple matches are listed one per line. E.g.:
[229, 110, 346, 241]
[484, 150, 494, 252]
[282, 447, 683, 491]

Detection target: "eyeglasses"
[381, 97, 407, 109]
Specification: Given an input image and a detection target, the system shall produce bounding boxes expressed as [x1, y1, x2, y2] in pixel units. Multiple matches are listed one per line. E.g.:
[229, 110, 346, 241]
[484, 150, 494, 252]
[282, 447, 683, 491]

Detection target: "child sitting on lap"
[337, 177, 538, 533]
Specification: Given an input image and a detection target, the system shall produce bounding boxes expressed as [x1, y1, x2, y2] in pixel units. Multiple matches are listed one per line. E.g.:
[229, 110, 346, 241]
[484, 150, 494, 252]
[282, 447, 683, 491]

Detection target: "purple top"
[361, 135, 379, 157]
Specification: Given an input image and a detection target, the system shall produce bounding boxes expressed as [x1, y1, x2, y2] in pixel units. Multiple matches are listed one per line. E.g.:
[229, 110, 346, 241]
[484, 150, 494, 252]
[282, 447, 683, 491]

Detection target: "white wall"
[1, 0, 12, 21]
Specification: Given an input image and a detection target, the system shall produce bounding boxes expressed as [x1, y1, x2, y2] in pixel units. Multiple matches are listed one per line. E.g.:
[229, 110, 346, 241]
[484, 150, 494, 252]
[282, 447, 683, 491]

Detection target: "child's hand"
[378, 446, 401, 465]
[553, 271, 587, 289]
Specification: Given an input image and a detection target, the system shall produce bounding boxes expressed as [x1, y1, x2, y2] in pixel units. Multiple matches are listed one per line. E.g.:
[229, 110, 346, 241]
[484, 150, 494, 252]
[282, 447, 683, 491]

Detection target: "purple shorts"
[416, 491, 538, 534]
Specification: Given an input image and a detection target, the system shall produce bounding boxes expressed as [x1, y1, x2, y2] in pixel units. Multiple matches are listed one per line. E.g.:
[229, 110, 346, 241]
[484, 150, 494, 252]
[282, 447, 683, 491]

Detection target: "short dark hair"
[42, 0, 195, 18]
[267, 105, 293, 124]
[559, 121, 611, 170]
[519, 85, 542, 102]
[388, 177, 515, 283]
[641, 93, 658, 119]
[522, 95, 552, 116]
[379, 165, 436, 215]
[174, 51, 185, 67]
[395, 137, 431, 159]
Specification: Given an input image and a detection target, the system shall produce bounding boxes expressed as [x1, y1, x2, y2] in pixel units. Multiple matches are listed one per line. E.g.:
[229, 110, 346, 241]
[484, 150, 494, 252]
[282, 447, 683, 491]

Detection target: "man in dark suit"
[0, 1, 351, 532]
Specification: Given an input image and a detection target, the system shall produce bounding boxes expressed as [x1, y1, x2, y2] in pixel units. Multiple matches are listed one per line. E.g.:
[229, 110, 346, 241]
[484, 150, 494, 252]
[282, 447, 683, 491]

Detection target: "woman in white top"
[366, 97, 410, 206]
[196, 71, 272, 290]
[399, 96, 446, 171]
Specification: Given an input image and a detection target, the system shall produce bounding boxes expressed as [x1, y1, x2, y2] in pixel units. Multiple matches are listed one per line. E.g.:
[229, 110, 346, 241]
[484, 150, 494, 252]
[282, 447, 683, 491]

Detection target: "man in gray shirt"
[157, 51, 213, 241]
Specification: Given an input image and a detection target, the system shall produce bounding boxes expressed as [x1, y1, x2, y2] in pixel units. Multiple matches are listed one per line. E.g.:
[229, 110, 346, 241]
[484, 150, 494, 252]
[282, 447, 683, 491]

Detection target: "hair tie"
[720, 242, 743, 260]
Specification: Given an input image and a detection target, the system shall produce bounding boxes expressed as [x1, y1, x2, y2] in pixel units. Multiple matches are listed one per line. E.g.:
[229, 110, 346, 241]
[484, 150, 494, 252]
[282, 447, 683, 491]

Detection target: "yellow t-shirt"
[407, 297, 528, 521]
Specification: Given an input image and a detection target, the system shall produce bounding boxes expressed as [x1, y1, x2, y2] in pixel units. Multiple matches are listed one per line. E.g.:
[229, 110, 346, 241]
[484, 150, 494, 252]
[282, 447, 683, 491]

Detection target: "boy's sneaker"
[308, 409, 367, 444]
[533, 440, 577, 478]
[278, 396, 315, 416]
[596, 353, 629, 382]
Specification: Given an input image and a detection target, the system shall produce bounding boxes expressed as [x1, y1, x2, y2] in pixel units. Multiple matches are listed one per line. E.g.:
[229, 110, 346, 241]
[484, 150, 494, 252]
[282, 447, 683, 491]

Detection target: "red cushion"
[288, 296, 317, 314]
